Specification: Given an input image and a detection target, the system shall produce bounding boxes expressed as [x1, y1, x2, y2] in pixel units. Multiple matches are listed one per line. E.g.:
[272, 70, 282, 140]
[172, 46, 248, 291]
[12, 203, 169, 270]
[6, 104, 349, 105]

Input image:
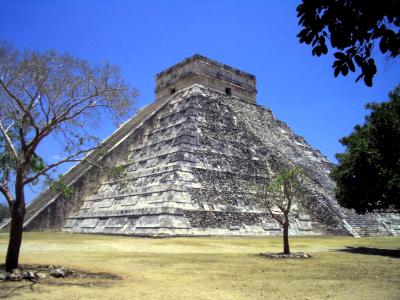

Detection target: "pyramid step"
[18, 54, 399, 237]
[21, 95, 173, 230]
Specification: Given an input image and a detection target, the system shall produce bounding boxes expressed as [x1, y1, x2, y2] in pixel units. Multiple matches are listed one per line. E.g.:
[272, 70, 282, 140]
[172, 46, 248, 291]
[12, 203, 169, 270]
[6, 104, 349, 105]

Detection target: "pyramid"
[6, 55, 399, 236]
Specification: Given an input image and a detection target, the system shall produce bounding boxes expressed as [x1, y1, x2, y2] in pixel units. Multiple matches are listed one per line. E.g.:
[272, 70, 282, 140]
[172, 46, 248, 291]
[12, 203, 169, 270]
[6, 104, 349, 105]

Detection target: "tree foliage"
[331, 86, 400, 213]
[297, 0, 400, 86]
[0, 42, 138, 270]
[251, 167, 304, 254]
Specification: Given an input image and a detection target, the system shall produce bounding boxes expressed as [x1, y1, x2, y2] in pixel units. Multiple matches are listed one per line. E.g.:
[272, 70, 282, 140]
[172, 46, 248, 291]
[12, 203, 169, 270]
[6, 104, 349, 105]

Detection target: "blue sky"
[0, 0, 399, 203]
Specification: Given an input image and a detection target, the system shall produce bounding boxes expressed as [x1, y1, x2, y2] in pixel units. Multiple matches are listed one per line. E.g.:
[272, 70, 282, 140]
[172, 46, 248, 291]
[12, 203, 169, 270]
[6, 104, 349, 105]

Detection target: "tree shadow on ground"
[337, 247, 400, 258]
[0, 283, 34, 299]
[0, 264, 122, 299]
[0, 279, 117, 298]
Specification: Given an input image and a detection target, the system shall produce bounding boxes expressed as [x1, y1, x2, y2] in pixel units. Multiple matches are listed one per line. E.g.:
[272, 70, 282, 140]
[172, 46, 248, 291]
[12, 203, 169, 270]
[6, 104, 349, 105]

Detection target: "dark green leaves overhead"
[297, 0, 400, 87]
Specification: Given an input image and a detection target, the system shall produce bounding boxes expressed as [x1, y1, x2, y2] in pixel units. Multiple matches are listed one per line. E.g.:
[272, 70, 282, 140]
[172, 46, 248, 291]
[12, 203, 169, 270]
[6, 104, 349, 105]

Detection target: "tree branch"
[266, 205, 284, 225]
[23, 146, 99, 185]
[0, 78, 29, 117]
[5, 121, 15, 133]
[0, 119, 20, 161]
[38, 95, 51, 126]
[0, 77, 40, 135]
[0, 184, 14, 209]
[56, 86, 121, 121]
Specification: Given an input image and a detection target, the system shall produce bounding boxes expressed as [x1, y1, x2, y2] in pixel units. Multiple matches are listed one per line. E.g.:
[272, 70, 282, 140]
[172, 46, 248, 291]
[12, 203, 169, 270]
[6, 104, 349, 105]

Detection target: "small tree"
[0, 42, 138, 271]
[252, 167, 304, 254]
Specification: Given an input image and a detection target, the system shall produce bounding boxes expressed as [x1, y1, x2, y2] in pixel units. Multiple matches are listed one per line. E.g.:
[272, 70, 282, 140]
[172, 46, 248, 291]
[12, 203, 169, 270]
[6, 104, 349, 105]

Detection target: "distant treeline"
[0, 203, 10, 221]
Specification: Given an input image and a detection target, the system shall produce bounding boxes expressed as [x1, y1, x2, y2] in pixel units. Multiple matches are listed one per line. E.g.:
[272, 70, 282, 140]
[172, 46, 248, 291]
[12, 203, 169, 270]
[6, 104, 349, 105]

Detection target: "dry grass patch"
[0, 232, 399, 299]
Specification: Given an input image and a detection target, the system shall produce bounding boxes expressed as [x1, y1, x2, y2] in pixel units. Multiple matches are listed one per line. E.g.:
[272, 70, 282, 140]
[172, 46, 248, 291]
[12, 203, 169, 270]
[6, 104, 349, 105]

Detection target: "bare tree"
[0, 42, 138, 271]
[251, 167, 304, 254]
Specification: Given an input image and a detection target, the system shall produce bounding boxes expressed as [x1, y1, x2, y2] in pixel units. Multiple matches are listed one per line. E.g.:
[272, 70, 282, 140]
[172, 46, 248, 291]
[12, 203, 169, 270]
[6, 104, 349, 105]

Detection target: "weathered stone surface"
[22, 271, 35, 279]
[34, 272, 47, 279]
[4, 54, 397, 237]
[8, 269, 23, 281]
[50, 267, 68, 278]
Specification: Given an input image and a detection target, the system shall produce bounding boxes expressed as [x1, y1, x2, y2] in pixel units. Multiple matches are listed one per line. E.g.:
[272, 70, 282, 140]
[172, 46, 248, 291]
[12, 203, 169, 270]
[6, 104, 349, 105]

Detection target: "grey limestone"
[2, 54, 398, 237]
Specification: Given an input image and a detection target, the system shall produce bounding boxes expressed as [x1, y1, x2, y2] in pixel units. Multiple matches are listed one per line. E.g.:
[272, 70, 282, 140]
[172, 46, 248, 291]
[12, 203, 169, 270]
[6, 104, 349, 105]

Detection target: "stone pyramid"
[7, 55, 399, 236]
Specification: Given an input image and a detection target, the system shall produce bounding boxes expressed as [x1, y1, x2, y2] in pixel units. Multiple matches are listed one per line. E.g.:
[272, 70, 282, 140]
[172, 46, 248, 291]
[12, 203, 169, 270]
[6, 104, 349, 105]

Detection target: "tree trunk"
[283, 217, 290, 255]
[5, 178, 25, 272]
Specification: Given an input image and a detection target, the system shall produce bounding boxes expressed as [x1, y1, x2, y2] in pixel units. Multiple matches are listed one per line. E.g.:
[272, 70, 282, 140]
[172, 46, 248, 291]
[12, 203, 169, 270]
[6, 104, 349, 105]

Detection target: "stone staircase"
[0, 95, 173, 232]
[373, 213, 400, 236]
[0, 218, 10, 231]
[343, 211, 391, 237]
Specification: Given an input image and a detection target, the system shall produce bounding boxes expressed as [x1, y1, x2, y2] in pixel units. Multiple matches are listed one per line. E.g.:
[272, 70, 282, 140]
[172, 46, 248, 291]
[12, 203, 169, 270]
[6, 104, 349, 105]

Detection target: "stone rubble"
[260, 252, 312, 259]
[0, 265, 73, 282]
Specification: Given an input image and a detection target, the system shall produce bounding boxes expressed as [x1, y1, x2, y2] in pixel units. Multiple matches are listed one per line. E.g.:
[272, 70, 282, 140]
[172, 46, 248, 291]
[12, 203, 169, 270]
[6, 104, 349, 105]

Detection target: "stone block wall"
[155, 54, 257, 102]
[11, 55, 398, 238]
[58, 85, 344, 236]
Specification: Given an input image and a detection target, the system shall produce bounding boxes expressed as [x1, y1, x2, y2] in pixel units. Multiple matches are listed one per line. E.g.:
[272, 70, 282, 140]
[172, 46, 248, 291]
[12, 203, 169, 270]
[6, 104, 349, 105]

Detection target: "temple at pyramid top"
[2, 54, 398, 238]
[155, 54, 257, 103]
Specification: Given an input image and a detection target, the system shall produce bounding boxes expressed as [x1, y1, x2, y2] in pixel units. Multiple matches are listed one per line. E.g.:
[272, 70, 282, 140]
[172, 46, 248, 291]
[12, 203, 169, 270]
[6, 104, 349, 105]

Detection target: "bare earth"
[0, 232, 399, 299]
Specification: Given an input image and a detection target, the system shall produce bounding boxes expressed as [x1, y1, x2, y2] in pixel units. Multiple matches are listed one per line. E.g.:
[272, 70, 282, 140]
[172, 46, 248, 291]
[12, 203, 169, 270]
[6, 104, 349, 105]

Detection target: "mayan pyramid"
[2, 54, 398, 237]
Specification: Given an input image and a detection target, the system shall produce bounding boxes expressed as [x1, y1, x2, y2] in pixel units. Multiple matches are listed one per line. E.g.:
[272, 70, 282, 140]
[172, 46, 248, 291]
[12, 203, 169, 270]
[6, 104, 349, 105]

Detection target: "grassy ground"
[0, 232, 399, 299]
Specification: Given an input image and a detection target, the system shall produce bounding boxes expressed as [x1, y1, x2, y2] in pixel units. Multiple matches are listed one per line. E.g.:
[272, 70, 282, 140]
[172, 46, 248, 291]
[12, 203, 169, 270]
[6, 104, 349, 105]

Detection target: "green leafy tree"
[297, 0, 400, 86]
[0, 42, 138, 271]
[252, 167, 304, 254]
[331, 86, 400, 213]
